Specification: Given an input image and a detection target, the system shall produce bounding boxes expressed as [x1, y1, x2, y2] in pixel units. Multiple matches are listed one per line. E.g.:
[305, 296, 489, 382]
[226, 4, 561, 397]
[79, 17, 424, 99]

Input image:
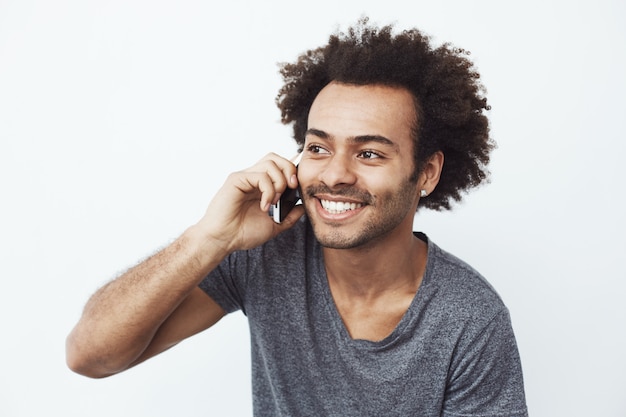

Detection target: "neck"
[322, 228, 428, 299]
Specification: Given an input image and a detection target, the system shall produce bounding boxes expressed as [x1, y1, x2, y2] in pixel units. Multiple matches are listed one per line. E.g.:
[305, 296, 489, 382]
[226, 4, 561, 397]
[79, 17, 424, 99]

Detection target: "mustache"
[303, 184, 374, 205]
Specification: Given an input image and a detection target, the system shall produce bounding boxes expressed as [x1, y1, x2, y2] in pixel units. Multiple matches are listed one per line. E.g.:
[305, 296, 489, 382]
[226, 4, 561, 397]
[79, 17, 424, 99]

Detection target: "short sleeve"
[198, 251, 247, 315]
[198, 218, 310, 317]
[443, 308, 528, 417]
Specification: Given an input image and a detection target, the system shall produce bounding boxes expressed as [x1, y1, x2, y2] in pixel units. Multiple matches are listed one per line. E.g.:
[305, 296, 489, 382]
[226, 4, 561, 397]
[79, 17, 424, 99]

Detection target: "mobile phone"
[269, 153, 303, 223]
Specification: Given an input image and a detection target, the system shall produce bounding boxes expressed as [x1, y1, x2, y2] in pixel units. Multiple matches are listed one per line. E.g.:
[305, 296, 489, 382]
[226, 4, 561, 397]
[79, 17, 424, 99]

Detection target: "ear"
[417, 151, 444, 196]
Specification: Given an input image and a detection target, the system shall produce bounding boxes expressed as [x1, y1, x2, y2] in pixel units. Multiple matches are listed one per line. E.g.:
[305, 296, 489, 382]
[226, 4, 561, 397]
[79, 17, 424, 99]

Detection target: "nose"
[318, 154, 357, 189]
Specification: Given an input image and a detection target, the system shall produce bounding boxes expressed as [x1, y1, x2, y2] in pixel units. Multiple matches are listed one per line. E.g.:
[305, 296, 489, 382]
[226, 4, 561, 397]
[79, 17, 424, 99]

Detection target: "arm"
[65, 153, 305, 378]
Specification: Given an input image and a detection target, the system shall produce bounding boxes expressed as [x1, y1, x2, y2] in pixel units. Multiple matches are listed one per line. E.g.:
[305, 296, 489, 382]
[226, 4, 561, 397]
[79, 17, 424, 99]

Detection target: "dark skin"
[65, 82, 443, 377]
[298, 82, 443, 340]
[65, 155, 305, 378]
[277, 19, 492, 211]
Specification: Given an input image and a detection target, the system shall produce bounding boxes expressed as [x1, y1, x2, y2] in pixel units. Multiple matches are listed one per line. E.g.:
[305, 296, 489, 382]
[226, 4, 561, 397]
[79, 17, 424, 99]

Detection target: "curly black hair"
[276, 18, 494, 211]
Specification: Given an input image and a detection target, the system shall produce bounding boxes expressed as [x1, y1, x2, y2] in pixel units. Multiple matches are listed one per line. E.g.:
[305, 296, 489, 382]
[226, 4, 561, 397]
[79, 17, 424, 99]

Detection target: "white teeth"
[320, 199, 363, 214]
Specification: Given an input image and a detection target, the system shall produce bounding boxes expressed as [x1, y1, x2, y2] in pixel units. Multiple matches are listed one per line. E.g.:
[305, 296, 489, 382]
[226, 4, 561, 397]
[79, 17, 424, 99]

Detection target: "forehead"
[307, 82, 417, 143]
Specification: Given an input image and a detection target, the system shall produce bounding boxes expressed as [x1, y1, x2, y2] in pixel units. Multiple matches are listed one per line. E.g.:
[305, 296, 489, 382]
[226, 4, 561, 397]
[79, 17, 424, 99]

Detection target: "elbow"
[66, 354, 110, 379]
[65, 333, 121, 379]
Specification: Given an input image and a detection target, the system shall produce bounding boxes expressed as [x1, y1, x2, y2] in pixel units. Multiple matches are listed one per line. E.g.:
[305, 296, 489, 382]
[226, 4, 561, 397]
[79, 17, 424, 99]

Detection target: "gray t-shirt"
[200, 218, 528, 417]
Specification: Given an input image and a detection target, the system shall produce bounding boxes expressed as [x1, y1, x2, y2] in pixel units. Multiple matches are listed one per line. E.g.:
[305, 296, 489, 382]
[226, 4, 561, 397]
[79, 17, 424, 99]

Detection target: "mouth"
[304, 185, 372, 219]
[319, 199, 364, 214]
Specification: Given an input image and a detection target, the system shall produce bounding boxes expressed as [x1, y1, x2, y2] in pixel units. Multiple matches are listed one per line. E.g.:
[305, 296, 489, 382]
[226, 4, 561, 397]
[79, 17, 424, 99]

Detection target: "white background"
[1, 1, 625, 416]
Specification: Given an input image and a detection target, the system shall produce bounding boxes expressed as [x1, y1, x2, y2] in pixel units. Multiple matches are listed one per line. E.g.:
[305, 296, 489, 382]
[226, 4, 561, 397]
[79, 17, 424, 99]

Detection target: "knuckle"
[264, 152, 279, 159]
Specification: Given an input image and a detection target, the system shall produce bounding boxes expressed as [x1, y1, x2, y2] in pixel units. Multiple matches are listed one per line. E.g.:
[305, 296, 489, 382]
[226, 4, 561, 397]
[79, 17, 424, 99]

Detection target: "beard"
[302, 176, 418, 250]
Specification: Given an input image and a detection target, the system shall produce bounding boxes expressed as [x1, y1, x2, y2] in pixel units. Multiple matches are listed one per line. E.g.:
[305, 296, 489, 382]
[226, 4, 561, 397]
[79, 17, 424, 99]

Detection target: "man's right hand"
[65, 152, 304, 378]
[193, 152, 305, 255]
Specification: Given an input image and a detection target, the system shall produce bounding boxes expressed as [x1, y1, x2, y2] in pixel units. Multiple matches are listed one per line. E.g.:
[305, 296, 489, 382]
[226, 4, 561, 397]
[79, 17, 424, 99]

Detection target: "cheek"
[366, 175, 397, 195]
[296, 162, 315, 186]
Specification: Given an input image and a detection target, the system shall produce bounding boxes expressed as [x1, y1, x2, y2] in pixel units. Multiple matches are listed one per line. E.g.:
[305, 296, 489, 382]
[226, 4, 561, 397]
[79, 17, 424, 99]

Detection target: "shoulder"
[420, 235, 507, 322]
[236, 216, 318, 279]
[201, 217, 316, 313]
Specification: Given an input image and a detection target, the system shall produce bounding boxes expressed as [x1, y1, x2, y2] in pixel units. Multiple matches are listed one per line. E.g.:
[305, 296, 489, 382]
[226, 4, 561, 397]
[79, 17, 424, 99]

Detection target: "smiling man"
[67, 18, 528, 417]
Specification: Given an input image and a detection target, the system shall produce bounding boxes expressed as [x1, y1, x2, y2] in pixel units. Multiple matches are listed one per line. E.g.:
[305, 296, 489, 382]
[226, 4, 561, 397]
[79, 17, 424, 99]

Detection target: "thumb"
[274, 205, 306, 231]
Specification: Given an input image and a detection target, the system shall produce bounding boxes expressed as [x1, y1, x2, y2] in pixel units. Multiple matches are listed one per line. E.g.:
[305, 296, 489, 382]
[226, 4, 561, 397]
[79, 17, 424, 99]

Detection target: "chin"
[310, 220, 391, 250]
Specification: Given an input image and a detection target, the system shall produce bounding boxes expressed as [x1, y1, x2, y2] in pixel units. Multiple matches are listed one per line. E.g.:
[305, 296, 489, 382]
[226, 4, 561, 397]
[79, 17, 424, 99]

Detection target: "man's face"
[297, 82, 420, 250]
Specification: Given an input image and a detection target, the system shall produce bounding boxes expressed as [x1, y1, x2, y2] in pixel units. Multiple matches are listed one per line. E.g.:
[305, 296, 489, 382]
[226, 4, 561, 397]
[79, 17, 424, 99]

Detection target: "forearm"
[66, 224, 229, 377]
[66, 153, 302, 377]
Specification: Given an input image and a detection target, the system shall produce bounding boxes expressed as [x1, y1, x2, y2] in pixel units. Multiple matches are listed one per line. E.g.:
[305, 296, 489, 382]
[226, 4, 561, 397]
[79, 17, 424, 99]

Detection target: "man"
[67, 18, 528, 416]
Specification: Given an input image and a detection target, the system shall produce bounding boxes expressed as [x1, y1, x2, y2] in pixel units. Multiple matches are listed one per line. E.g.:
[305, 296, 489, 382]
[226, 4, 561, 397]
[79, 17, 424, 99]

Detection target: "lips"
[304, 185, 372, 218]
[320, 199, 363, 214]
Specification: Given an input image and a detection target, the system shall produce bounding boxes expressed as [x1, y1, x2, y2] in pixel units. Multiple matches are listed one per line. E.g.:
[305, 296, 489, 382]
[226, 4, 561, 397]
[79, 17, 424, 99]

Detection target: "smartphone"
[269, 153, 303, 223]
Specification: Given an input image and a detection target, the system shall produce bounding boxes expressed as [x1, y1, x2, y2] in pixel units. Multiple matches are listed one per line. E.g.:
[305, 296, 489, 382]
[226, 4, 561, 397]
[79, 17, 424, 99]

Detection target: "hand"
[194, 153, 305, 254]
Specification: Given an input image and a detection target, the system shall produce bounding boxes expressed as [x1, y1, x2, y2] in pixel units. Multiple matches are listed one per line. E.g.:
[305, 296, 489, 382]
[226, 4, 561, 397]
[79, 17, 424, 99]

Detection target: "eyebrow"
[305, 128, 399, 151]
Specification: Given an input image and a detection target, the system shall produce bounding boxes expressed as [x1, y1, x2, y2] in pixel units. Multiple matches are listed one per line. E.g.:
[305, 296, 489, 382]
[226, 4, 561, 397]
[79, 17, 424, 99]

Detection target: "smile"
[320, 199, 363, 214]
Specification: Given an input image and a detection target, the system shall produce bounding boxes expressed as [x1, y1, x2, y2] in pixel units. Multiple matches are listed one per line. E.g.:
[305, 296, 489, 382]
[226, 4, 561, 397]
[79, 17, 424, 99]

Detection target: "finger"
[274, 153, 301, 190]
[274, 205, 306, 231]
[255, 153, 299, 188]
[262, 162, 289, 204]
[254, 173, 279, 212]
[229, 171, 278, 211]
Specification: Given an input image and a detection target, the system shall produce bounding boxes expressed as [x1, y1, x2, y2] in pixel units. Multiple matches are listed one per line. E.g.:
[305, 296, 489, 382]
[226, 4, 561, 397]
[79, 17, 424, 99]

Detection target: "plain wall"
[1, 1, 625, 416]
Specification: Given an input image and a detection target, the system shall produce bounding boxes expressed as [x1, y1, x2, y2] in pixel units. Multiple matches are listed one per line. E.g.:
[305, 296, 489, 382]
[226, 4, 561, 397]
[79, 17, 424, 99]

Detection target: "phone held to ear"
[269, 153, 303, 223]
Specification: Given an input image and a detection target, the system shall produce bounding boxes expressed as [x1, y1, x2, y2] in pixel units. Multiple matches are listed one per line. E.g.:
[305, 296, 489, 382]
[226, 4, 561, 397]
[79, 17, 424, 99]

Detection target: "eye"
[307, 144, 330, 155]
[358, 150, 382, 160]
